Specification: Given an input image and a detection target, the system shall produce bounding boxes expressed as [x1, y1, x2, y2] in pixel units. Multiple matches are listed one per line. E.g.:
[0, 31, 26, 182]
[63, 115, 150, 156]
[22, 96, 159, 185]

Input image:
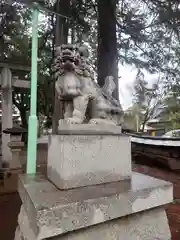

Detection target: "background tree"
[2, 0, 180, 132]
[97, 0, 119, 99]
[123, 104, 141, 131]
[0, 0, 31, 128]
[132, 70, 164, 131]
[158, 84, 180, 130]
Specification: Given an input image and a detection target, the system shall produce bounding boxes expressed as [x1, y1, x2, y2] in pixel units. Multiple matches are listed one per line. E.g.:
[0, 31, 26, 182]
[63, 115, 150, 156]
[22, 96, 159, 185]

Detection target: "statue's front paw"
[89, 119, 98, 124]
[90, 118, 116, 125]
[67, 117, 83, 124]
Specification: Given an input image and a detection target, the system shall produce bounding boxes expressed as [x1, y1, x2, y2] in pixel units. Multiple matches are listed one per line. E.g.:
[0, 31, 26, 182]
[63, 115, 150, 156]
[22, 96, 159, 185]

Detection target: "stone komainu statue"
[53, 44, 123, 125]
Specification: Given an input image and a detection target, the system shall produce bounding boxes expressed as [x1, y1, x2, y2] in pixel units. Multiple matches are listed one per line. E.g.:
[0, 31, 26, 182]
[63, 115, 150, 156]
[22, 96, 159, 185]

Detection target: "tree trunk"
[97, 0, 119, 100]
[20, 110, 28, 129]
[52, 0, 70, 134]
[19, 108, 28, 143]
[71, 28, 75, 44]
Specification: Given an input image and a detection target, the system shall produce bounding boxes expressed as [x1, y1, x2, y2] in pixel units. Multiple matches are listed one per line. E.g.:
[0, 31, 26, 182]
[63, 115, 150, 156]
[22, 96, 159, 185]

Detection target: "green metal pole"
[26, 4, 39, 174]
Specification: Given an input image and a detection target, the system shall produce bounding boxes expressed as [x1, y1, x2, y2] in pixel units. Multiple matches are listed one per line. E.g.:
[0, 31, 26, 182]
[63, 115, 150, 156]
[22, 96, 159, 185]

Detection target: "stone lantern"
[3, 126, 27, 170]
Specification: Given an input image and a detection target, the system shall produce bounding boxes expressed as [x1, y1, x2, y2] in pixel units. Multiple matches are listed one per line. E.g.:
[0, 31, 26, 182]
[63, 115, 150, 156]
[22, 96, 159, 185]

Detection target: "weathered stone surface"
[47, 133, 131, 189]
[54, 44, 123, 125]
[18, 172, 173, 239]
[15, 206, 171, 240]
[15, 207, 36, 240]
[57, 122, 122, 135]
[14, 226, 22, 240]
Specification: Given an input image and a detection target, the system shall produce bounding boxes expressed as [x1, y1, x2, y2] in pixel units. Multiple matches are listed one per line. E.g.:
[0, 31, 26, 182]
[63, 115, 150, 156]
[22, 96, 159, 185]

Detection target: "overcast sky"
[119, 64, 158, 110]
[119, 65, 136, 110]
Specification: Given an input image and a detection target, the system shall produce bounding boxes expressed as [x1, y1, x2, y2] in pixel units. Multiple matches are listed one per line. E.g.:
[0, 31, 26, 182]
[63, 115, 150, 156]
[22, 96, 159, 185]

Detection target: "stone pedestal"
[47, 124, 131, 189]
[0, 127, 26, 193]
[3, 127, 27, 170]
[15, 172, 172, 240]
[15, 124, 173, 239]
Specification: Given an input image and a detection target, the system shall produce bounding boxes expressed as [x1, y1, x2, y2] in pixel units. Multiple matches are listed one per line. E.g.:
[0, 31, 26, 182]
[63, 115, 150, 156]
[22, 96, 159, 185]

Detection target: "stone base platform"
[48, 124, 131, 189]
[15, 206, 171, 240]
[16, 172, 173, 239]
[57, 122, 122, 135]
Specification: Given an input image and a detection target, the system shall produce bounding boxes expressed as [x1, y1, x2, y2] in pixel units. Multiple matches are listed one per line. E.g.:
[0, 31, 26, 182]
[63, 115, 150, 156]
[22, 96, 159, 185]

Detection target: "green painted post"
[26, 4, 39, 174]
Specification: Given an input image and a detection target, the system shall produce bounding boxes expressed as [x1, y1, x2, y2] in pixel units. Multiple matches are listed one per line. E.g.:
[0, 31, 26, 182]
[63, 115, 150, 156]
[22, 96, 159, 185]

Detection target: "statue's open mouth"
[62, 54, 79, 71]
[63, 61, 75, 71]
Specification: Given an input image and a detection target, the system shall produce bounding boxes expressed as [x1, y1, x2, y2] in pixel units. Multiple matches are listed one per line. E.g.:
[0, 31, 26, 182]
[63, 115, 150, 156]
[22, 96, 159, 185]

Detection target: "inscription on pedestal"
[47, 132, 131, 189]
